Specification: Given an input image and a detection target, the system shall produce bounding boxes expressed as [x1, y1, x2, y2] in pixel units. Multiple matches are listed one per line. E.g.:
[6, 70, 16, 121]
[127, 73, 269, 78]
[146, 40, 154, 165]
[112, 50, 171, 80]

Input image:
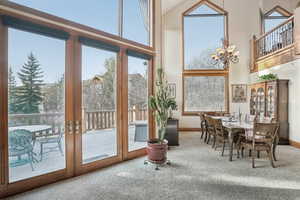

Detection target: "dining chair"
[205, 116, 216, 148]
[199, 113, 207, 141]
[238, 122, 279, 168]
[213, 119, 229, 156]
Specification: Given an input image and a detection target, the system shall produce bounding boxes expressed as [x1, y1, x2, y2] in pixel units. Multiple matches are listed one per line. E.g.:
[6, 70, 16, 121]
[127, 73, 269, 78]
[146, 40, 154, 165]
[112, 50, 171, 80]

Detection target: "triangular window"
[267, 11, 284, 17]
[189, 4, 219, 15]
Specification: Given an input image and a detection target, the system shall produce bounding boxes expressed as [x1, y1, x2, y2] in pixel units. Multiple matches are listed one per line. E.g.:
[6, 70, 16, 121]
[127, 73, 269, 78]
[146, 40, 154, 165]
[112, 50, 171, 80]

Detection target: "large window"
[183, 3, 225, 70]
[263, 6, 291, 33]
[182, 0, 228, 115]
[123, 0, 150, 45]
[9, 0, 152, 46]
[184, 75, 227, 112]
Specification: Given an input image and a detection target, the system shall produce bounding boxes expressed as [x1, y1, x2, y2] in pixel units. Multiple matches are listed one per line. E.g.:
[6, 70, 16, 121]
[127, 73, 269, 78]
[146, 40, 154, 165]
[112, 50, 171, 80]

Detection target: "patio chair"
[238, 122, 279, 168]
[38, 129, 64, 161]
[9, 129, 35, 171]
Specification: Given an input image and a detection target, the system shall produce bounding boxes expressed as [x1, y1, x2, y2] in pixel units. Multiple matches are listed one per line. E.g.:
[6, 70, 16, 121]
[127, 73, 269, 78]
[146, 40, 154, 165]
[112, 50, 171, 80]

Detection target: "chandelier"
[211, 39, 240, 68]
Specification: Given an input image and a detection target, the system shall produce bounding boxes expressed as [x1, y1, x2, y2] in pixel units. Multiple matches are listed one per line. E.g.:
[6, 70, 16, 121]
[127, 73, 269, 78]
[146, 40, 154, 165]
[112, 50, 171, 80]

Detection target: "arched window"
[182, 0, 228, 114]
[263, 6, 292, 33]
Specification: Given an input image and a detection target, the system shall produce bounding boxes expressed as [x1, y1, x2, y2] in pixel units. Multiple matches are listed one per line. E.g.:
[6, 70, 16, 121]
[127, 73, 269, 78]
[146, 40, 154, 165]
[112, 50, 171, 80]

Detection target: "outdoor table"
[9, 125, 52, 146]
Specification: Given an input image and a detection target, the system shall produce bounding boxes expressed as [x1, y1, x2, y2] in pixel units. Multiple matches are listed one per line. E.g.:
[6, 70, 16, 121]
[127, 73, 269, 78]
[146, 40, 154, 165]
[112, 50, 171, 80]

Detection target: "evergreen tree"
[16, 52, 44, 114]
[8, 67, 18, 114]
[102, 57, 116, 109]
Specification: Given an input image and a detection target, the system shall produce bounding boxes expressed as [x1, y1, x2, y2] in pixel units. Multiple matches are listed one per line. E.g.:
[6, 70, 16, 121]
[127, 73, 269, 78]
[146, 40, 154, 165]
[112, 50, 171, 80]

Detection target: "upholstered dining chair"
[238, 122, 279, 168]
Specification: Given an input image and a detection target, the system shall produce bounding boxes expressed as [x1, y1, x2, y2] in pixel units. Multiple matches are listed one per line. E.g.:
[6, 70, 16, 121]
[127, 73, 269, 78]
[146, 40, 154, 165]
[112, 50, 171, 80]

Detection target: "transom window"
[263, 6, 291, 33]
[9, 0, 152, 46]
[183, 2, 226, 70]
[182, 0, 228, 115]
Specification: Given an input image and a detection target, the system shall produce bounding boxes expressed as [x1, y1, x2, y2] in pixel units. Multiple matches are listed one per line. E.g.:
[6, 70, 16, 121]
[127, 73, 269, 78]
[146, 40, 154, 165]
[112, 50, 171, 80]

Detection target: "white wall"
[162, 0, 299, 139]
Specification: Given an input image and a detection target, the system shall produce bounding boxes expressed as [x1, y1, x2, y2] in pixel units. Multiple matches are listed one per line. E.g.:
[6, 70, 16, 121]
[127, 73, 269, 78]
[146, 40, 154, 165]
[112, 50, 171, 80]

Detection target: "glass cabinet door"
[266, 83, 276, 118]
[250, 89, 257, 115]
[257, 87, 265, 117]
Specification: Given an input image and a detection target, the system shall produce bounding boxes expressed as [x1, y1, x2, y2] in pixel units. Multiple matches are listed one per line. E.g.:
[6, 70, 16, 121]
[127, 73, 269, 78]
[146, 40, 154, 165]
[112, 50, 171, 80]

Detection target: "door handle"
[67, 121, 74, 135]
[75, 120, 81, 135]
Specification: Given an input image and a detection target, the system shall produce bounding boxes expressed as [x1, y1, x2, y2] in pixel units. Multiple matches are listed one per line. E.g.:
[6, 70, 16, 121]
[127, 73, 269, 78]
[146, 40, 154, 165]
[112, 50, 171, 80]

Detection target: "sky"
[9, 0, 149, 84]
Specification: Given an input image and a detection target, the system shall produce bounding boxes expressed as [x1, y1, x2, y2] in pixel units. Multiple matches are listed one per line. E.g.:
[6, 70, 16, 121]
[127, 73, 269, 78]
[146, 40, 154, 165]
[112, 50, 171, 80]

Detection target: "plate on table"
[222, 119, 238, 123]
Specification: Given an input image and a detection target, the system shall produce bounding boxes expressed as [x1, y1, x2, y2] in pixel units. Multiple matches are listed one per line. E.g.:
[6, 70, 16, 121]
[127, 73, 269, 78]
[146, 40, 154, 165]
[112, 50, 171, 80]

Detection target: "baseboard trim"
[289, 140, 300, 149]
[178, 128, 201, 132]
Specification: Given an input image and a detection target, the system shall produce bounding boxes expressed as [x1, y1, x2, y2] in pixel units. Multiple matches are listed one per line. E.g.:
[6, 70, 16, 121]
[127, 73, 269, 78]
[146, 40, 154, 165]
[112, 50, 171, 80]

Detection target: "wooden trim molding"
[183, 0, 228, 16]
[290, 140, 300, 149]
[256, 45, 296, 71]
[178, 128, 201, 132]
[264, 6, 292, 18]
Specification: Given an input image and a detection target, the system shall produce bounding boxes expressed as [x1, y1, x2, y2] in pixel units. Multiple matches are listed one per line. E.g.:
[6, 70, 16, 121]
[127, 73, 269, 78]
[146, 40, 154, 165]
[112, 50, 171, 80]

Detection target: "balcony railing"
[256, 16, 294, 59]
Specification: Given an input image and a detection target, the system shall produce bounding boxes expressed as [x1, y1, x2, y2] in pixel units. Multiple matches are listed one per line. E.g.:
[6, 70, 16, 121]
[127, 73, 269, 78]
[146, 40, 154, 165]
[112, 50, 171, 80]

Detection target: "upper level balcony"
[250, 8, 300, 73]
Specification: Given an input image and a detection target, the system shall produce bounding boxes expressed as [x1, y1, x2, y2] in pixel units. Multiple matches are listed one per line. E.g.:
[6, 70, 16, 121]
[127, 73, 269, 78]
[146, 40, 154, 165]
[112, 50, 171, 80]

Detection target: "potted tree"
[147, 67, 177, 168]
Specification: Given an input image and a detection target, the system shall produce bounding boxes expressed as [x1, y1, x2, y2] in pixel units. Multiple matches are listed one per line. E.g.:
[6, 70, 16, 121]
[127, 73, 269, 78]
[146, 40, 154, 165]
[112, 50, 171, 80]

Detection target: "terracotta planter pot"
[146, 139, 168, 163]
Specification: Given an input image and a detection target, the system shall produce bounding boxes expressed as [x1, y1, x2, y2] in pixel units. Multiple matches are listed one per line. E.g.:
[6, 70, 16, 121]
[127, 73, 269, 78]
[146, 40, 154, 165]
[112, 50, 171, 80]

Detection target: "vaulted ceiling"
[162, 0, 186, 14]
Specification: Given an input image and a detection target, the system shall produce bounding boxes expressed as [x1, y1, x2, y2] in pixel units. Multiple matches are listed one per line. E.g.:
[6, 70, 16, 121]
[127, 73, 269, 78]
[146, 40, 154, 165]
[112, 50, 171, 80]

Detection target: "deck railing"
[84, 109, 148, 131]
[8, 109, 148, 133]
[255, 16, 294, 59]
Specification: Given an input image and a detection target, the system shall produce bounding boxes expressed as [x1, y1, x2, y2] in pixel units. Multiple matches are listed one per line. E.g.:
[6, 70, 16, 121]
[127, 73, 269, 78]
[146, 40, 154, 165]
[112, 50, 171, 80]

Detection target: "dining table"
[210, 116, 254, 161]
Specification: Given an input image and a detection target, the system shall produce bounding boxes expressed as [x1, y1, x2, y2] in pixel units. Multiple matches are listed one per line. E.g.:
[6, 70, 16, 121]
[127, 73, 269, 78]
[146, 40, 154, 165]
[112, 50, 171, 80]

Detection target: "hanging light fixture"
[211, 0, 240, 68]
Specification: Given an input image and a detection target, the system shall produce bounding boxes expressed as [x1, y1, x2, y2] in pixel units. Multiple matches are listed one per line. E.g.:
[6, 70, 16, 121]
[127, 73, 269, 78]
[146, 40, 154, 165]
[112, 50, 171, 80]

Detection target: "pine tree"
[8, 67, 18, 114]
[16, 52, 44, 114]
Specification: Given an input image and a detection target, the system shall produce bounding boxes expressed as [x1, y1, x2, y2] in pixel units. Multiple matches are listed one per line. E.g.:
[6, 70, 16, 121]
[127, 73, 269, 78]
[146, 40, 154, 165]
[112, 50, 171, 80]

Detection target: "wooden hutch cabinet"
[249, 80, 289, 144]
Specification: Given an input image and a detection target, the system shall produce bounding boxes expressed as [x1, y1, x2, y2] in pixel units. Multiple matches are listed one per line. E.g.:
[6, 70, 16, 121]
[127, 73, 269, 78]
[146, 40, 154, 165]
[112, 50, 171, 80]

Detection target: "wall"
[162, 0, 299, 135]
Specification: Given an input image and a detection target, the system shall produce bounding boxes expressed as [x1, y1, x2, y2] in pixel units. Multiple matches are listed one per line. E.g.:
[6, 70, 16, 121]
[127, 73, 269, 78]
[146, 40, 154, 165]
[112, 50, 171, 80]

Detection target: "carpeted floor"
[5, 132, 300, 200]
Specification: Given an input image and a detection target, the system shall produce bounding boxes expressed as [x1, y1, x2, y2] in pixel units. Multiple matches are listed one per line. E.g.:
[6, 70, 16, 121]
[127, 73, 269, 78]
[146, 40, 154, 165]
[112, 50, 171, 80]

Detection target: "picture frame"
[231, 84, 247, 103]
[167, 83, 176, 98]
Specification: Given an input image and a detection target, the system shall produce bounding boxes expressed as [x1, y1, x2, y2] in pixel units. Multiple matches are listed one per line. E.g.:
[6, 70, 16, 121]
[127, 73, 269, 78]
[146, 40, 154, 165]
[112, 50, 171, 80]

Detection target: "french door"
[0, 26, 153, 198]
[0, 25, 75, 196]
[73, 41, 154, 173]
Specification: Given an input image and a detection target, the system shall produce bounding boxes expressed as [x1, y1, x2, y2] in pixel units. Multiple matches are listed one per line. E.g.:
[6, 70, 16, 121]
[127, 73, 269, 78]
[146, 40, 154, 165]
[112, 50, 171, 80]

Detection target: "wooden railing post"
[250, 35, 257, 72]
[295, 8, 300, 55]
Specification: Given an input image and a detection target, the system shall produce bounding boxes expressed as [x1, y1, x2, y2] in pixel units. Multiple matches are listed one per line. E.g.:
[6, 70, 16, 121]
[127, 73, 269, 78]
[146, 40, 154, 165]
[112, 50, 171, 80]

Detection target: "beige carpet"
[5, 132, 300, 200]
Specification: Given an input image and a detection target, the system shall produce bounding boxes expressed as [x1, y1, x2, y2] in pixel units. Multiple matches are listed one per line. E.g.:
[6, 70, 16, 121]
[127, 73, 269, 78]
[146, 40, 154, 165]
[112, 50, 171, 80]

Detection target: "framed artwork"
[232, 84, 247, 103]
[167, 83, 176, 98]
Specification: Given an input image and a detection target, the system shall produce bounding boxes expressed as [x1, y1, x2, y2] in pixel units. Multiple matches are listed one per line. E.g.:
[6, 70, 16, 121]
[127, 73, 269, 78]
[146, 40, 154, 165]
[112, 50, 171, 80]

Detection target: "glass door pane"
[8, 29, 66, 182]
[127, 56, 148, 152]
[81, 45, 117, 164]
